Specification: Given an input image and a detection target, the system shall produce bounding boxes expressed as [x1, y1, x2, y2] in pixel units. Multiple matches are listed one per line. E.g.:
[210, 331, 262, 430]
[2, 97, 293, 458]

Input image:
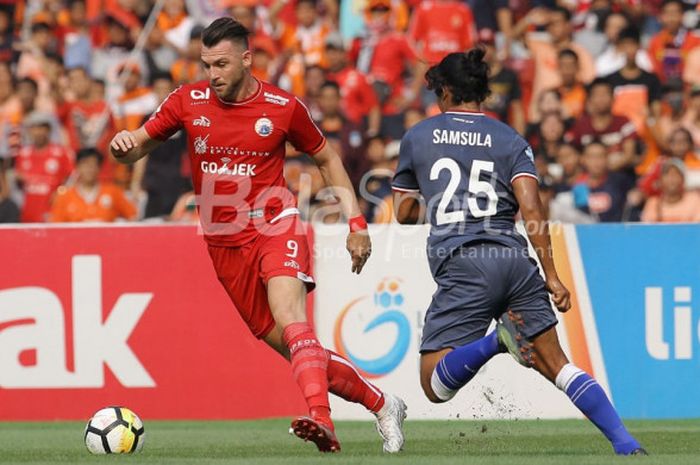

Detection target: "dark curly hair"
[425, 49, 491, 106]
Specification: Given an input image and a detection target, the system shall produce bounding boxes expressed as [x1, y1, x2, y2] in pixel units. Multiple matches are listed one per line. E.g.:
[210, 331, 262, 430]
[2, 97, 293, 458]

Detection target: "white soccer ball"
[84, 406, 145, 454]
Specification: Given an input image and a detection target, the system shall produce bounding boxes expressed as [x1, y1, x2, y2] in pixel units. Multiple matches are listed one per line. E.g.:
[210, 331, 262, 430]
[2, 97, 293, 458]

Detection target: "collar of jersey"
[215, 77, 263, 106]
[446, 110, 484, 116]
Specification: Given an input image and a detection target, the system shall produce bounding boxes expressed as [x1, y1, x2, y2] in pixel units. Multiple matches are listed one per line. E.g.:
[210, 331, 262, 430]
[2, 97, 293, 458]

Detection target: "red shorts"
[207, 215, 315, 339]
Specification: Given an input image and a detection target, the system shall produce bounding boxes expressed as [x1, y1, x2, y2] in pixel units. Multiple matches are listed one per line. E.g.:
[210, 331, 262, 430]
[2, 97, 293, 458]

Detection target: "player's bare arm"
[312, 143, 371, 274]
[392, 191, 423, 224]
[512, 175, 571, 312]
[110, 126, 163, 165]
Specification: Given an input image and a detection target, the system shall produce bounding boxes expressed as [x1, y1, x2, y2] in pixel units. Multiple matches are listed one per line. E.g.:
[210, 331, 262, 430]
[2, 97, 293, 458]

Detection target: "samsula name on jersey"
[432, 129, 492, 147]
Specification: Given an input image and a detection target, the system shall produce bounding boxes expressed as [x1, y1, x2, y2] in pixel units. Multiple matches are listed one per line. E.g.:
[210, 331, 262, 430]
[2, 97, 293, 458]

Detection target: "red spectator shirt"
[566, 114, 637, 154]
[14, 143, 74, 223]
[144, 79, 326, 247]
[353, 32, 418, 114]
[409, 0, 477, 64]
[58, 99, 117, 181]
[326, 67, 378, 124]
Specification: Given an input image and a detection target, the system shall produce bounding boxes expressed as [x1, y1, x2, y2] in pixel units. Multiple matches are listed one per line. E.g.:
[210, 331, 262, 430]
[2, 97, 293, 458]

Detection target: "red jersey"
[367, 33, 417, 88]
[14, 143, 74, 223]
[350, 32, 418, 115]
[326, 67, 378, 124]
[566, 114, 637, 154]
[58, 99, 117, 182]
[409, 0, 477, 64]
[144, 79, 326, 247]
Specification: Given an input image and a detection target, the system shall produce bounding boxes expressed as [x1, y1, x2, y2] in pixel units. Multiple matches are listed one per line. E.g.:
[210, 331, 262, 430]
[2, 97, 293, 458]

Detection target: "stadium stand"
[1, 0, 699, 224]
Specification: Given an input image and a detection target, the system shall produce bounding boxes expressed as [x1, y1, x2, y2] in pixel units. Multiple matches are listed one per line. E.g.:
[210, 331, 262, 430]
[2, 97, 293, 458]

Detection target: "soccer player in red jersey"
[109, 17, 406, 454]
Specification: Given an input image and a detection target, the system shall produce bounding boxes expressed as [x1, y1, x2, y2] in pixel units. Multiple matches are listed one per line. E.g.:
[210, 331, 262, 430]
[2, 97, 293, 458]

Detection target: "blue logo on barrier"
[333, 278, 411, 378]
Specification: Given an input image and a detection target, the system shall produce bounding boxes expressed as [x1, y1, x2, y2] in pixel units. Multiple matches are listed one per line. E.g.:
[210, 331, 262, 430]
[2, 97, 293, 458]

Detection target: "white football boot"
[374, 393, 407, 453]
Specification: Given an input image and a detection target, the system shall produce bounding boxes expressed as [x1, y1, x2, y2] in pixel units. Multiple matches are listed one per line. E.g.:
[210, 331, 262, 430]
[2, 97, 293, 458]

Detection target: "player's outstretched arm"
[392, 191, 423, 224]
[312, 143, 371, 274]
[513, 175, 571, 313]
[110, 126, 163, 165]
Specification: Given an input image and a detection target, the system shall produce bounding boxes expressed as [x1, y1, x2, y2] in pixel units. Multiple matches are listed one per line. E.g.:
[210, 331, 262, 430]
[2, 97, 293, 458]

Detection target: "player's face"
[201, 39, 251, 101]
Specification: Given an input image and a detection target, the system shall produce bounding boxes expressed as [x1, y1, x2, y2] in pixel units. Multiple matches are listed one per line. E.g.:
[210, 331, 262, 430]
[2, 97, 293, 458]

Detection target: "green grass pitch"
[1, 419, 698, 465]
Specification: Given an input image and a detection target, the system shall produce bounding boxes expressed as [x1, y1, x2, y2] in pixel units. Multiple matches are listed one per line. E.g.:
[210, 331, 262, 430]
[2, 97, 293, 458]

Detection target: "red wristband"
[349, 215, 368, 233]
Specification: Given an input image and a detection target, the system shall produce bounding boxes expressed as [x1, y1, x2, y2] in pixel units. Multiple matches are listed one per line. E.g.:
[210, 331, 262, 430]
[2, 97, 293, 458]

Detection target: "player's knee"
[420, 375, 446, 404]
[270, 305, 305, 329]
[532, 348, 568, 382]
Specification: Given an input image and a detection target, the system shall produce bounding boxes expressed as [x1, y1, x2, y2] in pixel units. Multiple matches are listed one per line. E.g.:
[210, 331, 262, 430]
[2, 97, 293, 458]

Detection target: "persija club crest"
[255, 118, 273, 137]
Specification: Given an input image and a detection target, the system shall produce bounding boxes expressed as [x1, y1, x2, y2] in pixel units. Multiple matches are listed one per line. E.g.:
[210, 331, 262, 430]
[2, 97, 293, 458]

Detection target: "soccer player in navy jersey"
[109, 17, 406, 453]
[391, 48, 646, 456]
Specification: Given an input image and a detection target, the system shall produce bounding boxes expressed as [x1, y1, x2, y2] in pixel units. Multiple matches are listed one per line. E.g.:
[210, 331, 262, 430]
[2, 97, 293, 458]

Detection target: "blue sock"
[431, 331, 501, 400]
[556, 364, 641, 455]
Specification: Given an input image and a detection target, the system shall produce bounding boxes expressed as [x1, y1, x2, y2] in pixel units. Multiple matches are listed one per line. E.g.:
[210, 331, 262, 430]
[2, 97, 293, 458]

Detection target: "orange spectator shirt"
[171, 60, 201, 85]
[527, 39, 595, 106]
[641, 190, 700, 223]
[279, 21, 331, 68]
[559, 83, 586, 119]
[409, 0, 476, 64]
[114, 87, 158, 131]
[648, 29, 700, 83]
[50, 183, 137, 222]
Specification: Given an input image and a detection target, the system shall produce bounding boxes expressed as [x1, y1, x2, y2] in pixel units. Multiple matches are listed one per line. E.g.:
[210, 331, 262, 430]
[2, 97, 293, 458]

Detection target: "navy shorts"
[420, 242, 558, 353]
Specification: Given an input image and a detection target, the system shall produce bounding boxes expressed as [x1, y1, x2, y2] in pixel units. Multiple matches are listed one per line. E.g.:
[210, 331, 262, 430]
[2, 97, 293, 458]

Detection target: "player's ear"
[241, 49, 252, 69]
[437, 86, 450, 112]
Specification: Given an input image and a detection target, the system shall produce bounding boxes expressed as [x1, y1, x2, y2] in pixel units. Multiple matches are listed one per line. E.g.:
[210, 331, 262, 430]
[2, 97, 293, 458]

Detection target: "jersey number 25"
[430, 158, 498, 225]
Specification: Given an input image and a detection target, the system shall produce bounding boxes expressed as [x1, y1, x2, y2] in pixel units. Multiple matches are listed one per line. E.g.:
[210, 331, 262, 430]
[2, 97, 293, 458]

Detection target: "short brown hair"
[201, 17, 250, 49]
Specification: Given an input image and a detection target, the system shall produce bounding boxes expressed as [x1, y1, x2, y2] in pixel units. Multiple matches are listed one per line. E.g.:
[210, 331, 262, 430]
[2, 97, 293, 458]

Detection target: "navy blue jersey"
[392, 110, 537, 275]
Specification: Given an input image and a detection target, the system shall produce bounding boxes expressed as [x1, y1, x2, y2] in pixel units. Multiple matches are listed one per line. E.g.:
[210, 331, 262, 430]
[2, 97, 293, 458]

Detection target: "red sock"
[327, 350, 385, 413]
[283, 323, 332, 425]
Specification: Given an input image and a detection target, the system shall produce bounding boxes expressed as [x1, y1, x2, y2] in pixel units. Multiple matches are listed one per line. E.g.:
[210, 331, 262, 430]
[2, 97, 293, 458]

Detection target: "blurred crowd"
[1, 0, 700, 225]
